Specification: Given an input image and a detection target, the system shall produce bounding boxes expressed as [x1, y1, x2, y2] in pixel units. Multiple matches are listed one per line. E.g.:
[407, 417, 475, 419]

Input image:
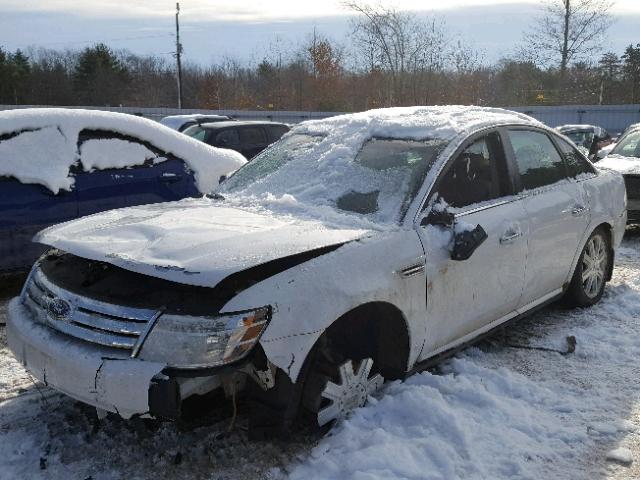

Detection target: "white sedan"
[7, 106, 626, 438]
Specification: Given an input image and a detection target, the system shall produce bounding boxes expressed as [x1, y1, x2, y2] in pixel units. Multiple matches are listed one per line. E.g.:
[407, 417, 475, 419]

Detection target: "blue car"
[0, 108, 247, 275]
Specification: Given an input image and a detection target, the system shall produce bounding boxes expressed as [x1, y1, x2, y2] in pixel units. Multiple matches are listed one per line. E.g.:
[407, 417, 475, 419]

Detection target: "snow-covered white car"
[7, 106, 626, 438]
[597, 124, 640, 222]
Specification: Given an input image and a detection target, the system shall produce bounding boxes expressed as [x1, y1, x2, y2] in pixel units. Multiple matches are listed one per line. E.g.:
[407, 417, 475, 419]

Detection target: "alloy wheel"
[317, 358, 384, 426]
[581, 234, 608, 299]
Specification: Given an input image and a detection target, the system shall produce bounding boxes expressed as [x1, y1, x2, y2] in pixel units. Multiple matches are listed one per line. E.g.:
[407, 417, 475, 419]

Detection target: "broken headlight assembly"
[139, 307, 270, 369]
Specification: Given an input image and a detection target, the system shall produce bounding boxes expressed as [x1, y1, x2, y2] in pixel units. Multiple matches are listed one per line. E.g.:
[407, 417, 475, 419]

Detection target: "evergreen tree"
[73, 43, 129, 105]
[10, 49, 31, 104]
[622, 44, 640, 103]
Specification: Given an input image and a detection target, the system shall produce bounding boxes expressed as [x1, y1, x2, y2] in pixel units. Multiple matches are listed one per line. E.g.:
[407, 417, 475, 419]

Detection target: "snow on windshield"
[219, 106, 540, 225]
[80, 138, 157, 171]
[0, 108, 246, 194]
[598, 130, 640, 173]
[220, 134, 447, 225]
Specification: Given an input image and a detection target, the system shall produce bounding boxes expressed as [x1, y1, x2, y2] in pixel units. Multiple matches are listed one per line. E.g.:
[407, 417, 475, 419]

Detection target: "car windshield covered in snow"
[218, 133, 447, 224]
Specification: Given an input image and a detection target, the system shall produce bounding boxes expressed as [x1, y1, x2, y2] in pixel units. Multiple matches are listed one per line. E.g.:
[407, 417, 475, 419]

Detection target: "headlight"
[139, 307, 270, 369]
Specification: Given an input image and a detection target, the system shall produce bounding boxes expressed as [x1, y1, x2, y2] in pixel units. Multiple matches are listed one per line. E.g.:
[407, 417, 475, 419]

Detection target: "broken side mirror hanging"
[451, 224, 488, 261]
[421, 197, 455, 228]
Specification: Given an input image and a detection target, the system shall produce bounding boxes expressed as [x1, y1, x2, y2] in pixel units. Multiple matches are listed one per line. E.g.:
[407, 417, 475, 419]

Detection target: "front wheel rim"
[317, 358, 384, 426]
[581, 235, 607, 299]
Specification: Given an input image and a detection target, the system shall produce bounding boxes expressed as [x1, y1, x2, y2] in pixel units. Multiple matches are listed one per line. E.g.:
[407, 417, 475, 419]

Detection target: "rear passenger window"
[242, 127, 267, 144]
[215, 129, 239, 146]
[509, 130, 567, 191]
[77, 130, 165, 172]
[555, 137, 596, 177]
[437, 132, 510, 209]
[269, 125, 289, 140]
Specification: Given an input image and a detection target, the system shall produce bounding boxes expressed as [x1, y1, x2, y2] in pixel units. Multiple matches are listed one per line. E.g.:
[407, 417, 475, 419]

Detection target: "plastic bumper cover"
[6, 297, 169, 418]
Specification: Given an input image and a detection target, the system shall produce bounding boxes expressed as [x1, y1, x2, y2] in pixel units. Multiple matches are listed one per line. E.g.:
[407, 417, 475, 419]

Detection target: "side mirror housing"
[451, 224, 488, 261]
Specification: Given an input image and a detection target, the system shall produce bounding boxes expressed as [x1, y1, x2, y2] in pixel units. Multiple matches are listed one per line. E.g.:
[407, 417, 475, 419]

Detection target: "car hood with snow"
[34, 198, 373, 287]
[0, 108, 246, 194]
[597, 155, 640, 174]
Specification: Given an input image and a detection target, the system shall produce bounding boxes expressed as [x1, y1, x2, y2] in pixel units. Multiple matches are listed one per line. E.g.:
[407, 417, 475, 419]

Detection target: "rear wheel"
[565, 228, 611, 307]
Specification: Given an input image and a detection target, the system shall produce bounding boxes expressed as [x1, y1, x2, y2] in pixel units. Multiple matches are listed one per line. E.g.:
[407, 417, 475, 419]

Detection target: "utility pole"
[175, 2, 183, 109]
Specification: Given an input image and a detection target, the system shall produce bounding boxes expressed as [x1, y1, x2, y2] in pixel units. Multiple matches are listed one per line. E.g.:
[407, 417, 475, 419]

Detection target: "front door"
[418, 130, 529, 357]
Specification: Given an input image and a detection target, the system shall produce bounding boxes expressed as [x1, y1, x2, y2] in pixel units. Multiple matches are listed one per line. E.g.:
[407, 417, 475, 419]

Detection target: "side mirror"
[218, 175, 227, 184]
[451, 224, 488, 261]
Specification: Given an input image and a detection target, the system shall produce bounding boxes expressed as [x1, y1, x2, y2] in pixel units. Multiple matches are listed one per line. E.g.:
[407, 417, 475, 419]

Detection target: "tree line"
[0, 1, 639, 111]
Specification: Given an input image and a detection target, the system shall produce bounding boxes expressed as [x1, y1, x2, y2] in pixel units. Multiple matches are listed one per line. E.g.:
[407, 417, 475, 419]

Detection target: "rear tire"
[565, 228, 611, 307]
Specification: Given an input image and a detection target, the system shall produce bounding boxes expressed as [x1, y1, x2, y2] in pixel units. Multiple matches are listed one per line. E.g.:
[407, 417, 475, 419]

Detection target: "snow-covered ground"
[3, 231, 640, 479]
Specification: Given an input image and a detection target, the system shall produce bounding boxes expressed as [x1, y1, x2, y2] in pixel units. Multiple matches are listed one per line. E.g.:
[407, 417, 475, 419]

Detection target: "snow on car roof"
[0, 108, 246, 193]
[294, 105, 542, 142]
[556, 124, 599, 132]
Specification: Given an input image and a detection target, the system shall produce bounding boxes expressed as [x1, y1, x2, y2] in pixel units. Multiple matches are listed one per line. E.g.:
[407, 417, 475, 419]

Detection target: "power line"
[12, 32, 175, 49]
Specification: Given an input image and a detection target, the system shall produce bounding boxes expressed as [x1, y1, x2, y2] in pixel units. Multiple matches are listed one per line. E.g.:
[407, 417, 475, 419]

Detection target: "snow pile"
[607, 448, 633, 465]
[288, 243, 640, 479]
[0, 108, 246, 193]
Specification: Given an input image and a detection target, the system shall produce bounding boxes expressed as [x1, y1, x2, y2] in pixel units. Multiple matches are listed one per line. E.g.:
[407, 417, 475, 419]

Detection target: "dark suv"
[183, 121, 290, 159]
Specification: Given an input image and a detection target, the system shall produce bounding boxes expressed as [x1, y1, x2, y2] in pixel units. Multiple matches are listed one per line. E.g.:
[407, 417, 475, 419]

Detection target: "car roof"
[292, 106, 544, 143]
[195, 120, 289, 129]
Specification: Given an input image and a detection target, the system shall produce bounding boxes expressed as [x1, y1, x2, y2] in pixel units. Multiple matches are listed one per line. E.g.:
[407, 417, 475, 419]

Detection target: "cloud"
[5, 0, 637, 23]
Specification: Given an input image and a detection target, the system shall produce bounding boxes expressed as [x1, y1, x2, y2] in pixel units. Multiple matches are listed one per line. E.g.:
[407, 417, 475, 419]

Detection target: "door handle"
[500, 231, 522, 244]
[563, 204, 588, 216]
[159, 173, 182, 184]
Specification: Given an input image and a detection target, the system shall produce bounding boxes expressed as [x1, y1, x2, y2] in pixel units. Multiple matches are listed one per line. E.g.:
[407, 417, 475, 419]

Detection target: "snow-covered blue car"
[0, 108, 246, 275]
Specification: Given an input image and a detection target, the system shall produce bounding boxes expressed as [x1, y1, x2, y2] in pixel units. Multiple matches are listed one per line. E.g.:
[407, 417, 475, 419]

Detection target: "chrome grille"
[23, 268, 159, 352]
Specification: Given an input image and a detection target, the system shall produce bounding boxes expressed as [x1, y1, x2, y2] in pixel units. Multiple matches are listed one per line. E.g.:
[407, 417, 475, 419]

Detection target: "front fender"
[221, 229, 426, 382]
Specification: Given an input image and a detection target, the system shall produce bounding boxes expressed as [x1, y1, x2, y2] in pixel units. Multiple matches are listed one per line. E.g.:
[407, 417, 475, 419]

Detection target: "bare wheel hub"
[317, 358, 384, 426]
[582, 234, 607, 299]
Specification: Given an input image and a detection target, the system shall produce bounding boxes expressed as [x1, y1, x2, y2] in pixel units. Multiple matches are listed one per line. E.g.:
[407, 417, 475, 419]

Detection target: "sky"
[1, 0, 639, 65]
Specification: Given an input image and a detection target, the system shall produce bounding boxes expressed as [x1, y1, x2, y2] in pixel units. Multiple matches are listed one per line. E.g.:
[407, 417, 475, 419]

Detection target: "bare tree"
[344, 1, 450, 104]
[521, 0, 615, 74]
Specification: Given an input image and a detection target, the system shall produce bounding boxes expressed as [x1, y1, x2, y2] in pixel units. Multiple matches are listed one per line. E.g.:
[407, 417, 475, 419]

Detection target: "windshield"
[563, 130, 594, 149]
[218, 133, 448, 224]
[611, 130, 640, 158]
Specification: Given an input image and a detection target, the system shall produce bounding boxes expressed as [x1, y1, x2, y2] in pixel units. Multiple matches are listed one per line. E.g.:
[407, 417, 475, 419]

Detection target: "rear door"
[419, 129, 529, 354]
[504, 128, 590, 308]
[75, 130, 198, 217]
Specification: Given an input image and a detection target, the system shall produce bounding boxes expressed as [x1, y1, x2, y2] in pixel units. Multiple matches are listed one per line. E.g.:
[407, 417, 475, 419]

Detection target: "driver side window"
[437, 132, 510, 209]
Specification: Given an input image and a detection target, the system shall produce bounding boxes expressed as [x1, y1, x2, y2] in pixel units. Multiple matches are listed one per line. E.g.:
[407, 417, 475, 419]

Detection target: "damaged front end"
[6, 250, 276, 420]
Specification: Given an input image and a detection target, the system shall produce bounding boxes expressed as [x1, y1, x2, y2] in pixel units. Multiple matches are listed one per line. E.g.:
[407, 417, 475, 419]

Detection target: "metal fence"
[2, 104, 640, 133]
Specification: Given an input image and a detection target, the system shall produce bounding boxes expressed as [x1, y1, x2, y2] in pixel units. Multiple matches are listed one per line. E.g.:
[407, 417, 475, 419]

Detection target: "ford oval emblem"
[47, 297, 72, 321]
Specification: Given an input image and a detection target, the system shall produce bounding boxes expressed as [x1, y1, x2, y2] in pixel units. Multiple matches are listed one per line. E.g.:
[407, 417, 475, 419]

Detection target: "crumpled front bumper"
[6, 297, 168, 418]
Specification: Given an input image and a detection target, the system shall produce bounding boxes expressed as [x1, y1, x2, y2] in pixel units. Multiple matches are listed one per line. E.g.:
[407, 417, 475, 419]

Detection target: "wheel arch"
[307, 301, 412, 381]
